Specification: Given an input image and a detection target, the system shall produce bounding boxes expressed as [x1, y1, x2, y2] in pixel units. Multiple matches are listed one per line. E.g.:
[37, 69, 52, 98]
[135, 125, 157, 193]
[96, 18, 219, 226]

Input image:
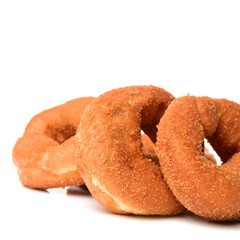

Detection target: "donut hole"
[45, 124, 77, 144]
[140, 103, 169, 167]
[140, 103, 167, 143]
[203, 139, 222, 166]
[141, 132, 160, 167]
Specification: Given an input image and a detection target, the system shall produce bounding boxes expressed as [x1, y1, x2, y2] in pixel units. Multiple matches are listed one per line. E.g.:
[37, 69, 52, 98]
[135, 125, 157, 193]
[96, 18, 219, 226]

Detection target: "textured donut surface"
[76, 86, 185, 215]
[13, 97, 94, 189]
[157, 96, 240, 221]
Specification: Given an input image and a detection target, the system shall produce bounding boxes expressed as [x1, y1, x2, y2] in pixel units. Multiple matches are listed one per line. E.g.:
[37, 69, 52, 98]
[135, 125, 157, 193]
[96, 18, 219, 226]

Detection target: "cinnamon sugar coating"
[157, 96, 240, 221]
[12, 97, 94, 189]
[76, 86, 185, 215]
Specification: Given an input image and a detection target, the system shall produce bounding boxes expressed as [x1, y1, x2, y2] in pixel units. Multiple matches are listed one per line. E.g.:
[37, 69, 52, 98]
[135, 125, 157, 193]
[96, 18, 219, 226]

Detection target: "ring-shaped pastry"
[76, 86, 185, 215]
[157, 96, 240, 221]
[13, 97, 94, 189]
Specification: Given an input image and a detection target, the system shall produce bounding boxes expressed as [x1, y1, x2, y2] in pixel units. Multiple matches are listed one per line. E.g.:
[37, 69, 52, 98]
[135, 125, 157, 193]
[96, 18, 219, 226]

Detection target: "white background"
[1, 1, 240, 239]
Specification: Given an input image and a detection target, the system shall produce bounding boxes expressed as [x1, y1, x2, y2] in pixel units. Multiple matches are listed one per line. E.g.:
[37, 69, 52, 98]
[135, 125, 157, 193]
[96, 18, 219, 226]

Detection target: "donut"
[76, 86, 185, 215]
[12, 97, 94, 189]
[156, 96, 240, 221]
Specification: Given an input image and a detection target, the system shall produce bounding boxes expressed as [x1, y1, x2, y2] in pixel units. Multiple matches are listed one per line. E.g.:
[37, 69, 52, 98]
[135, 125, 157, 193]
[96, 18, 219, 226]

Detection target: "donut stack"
[12, 86, 240, 221]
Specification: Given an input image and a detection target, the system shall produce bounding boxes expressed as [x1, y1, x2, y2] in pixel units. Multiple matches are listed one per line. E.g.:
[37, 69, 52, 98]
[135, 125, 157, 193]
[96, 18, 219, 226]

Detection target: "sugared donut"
[156, 96, 240, 221]
[12, 97, 94, 189]
[76, 86, 185, 215]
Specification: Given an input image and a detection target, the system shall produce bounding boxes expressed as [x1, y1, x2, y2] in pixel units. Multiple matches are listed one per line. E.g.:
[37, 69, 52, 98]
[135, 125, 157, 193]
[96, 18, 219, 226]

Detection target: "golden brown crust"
[12, 97, 94, 189]
[156, 96, 240, 221]
[76, 86, 185, 215]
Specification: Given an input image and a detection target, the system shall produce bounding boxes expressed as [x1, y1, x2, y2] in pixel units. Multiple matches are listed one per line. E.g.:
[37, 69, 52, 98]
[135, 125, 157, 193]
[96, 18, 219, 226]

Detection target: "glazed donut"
[12, 97, 94, 189]
[76, 86, 185, 215]
[156, 96, 240, 221]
